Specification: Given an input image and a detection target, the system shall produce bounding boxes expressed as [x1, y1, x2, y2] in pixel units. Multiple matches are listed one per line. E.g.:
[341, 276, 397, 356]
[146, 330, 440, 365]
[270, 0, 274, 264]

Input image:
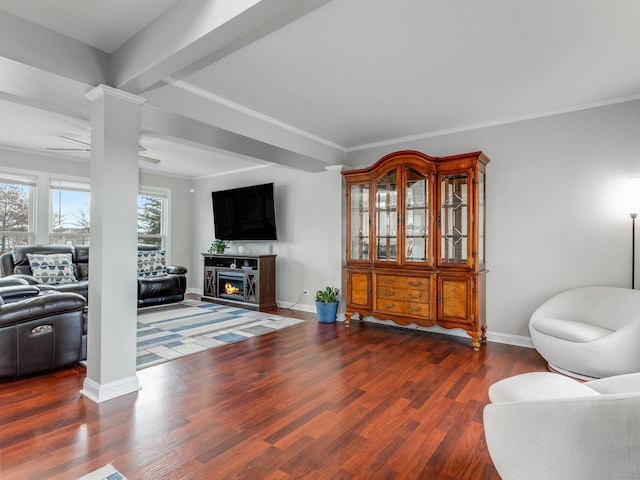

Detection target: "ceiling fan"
[47, 135, 161, 165]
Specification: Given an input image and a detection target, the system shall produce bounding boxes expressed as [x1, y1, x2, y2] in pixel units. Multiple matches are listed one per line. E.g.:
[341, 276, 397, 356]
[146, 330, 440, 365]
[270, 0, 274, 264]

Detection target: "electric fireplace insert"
[217, 271, 245, 302]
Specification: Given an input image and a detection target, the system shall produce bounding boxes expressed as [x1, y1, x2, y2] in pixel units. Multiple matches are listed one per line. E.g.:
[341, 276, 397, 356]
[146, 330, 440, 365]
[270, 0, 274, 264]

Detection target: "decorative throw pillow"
[137, 250, 167, 278]
[26, 253, 77, 285]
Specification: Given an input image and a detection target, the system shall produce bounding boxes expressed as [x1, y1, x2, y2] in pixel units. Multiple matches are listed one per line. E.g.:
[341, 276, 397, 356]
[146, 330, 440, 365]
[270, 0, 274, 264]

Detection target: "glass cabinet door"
[375, 169, 398, 262]
[348, 183, 370, 261]
[440, 172, 469, 265]
[404, 167, 429, 264]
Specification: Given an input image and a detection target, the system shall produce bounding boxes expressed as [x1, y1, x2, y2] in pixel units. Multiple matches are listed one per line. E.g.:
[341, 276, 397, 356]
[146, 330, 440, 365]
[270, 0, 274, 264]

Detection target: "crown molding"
[163, 76, 346, 153]
[348, 94, 640, 152]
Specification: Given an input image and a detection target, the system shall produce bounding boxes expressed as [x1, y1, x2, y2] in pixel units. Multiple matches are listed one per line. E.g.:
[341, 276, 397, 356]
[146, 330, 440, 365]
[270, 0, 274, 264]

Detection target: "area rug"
[75, 463, 126, 480]
[136, 299, 304, 369]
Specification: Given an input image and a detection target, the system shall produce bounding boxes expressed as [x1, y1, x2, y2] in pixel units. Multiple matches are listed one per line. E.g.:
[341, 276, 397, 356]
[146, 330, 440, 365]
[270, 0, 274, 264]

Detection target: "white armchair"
[529, 286, 640, 379]
[484, 372, 640, 480]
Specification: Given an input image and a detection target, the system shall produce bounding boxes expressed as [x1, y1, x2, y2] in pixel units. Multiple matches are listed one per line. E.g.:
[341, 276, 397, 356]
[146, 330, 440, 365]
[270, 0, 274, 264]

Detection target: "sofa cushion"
[26, 253, 77, 285]
[532, 317, 612, 343]
[137, 249, 167, 278]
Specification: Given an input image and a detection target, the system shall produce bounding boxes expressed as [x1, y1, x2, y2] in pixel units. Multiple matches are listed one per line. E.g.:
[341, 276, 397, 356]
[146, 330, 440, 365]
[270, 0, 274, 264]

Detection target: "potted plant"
[315, 286, 340, 323]
[209, 239, 229, 254]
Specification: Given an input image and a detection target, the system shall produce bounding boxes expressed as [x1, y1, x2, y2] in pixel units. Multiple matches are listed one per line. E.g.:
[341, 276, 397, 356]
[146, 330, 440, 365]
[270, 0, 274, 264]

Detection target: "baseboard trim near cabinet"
[339, 315, 534, 349]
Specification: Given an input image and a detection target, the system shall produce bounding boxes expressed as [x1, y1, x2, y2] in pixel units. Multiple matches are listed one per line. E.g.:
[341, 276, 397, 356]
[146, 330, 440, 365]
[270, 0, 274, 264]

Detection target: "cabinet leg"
[481, 325, 487, 343]
[345, 311, 353, 327]
[469, 331, 481, 351]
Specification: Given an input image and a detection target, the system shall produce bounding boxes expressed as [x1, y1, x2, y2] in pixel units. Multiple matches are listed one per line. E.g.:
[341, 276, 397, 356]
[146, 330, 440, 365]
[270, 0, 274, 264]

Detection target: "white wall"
[191, 165, 343, 311]
[347, 100, 640, 342]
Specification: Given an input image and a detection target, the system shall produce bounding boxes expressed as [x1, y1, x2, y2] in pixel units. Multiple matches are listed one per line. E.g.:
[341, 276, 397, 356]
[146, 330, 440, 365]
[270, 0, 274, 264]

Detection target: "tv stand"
[201, 253, 276, 311]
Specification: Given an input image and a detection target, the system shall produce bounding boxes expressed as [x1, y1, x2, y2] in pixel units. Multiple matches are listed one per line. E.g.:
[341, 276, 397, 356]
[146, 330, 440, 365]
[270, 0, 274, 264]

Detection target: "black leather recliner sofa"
[0, 277, 87, 377]
[0, 244, 187, 307]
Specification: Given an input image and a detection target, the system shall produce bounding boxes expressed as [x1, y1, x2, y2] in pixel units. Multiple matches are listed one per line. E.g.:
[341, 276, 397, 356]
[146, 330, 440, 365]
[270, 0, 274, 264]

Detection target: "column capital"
[85, 84, 147, 106]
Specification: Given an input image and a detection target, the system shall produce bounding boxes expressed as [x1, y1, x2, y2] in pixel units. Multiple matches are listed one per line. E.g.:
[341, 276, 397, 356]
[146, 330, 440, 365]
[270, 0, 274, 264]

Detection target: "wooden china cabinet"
[342, 150, 489, 350]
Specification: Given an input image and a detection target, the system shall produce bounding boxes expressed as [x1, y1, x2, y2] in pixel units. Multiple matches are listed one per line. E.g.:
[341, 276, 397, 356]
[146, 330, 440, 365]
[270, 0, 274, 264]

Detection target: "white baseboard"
[277, 300, 316, 313]
[80, 375, 141, 403]
[485, 331, 534, 348]
[337, 315, 534, 349]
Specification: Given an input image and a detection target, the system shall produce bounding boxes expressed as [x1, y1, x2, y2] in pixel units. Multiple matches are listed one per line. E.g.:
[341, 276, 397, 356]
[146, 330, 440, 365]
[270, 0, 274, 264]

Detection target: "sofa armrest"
[0, 285, 40, 304]
[0, 292, 86, 328]
[0, 277, 30, 288]
[1, 274, 40, 285]
[167, 265, 187, 275]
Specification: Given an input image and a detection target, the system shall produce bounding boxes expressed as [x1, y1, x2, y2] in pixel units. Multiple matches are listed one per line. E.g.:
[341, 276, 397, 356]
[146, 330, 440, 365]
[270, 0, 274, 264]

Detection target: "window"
[0, 170, 170, 252]
[50, 178, 91, 245]
[138, 188, 169, 247]
[0, 173, 35, 254]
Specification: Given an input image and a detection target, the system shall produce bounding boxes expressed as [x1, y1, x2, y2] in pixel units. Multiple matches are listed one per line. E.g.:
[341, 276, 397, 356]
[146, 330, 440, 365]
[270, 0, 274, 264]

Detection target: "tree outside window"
[0, 179, 34, 253]
[138, 194, 166, 247]
[50, 178, 91, 245]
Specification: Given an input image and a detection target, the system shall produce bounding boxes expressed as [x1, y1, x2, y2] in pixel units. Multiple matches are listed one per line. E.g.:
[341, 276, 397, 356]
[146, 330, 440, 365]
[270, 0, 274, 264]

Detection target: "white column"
[80, 85, 146, 403]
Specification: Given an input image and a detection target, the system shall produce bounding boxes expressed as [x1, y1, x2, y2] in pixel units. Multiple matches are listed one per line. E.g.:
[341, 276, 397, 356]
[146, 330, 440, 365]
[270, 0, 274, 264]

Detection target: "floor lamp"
[627, 177, 640, 289]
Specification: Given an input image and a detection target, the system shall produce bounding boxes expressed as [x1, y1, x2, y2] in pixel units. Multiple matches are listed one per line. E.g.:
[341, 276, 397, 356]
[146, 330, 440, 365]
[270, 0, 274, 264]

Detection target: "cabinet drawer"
[376, 275, 430, 291]
[377, 285, 429, 303]
[375, 298, 431, 318]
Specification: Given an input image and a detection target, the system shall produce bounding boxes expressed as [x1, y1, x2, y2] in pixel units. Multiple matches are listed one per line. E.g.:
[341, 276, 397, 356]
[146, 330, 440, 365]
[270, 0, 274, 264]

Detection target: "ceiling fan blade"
[49, 135, 155, 162]
[59, 135, 91, 146]
[57, 134, 146, 151]
[139, 155, 161, 165]
[46, 147, 91, 151]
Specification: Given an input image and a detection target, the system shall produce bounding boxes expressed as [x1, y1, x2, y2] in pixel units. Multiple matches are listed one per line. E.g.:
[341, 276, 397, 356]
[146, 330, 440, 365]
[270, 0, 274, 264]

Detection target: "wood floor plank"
[0, 306, 547, 479]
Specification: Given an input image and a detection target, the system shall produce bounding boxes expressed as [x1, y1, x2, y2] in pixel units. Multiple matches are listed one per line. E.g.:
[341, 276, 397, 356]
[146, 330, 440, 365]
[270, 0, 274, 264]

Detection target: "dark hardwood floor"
[0, 306, 547, 479]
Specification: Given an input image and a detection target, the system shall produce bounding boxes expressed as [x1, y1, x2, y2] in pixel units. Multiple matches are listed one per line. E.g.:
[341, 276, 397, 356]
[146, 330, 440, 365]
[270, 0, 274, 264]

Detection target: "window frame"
[49, 176, 92, 246]
[0, 168, 172, 253]
[138, 186, 170, 249]
[0, 171, 36, 253]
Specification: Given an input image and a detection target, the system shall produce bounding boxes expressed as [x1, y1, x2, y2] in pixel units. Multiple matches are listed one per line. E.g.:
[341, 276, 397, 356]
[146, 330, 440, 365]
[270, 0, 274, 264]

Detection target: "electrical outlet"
[303, 289, 310, 296]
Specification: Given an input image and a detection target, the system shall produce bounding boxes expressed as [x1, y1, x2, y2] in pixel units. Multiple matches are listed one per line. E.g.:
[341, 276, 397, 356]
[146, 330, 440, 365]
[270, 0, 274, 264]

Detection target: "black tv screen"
[212, 183, 277, 241]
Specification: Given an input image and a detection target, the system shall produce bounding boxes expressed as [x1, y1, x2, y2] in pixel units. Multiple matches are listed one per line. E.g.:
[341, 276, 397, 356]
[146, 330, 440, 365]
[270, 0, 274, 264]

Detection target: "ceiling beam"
[110, 0, 334, 94]
[0, 10, 109, 87]
[141, 105, 337, 173]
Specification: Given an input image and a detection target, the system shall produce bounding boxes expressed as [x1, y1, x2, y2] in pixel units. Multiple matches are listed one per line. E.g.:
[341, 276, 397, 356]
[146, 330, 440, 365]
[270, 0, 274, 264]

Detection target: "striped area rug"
[75, 463, 126, 480]
[136, 299, 304, 369]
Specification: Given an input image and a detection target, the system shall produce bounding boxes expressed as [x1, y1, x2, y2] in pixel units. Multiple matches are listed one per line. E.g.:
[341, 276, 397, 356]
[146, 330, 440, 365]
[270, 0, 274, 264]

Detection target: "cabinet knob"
[382, 289, 396, 296]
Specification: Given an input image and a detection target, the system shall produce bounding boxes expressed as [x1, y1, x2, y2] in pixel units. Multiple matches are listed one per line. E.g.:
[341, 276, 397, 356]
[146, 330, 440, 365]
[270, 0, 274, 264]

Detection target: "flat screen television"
[212, 183, 277, 241]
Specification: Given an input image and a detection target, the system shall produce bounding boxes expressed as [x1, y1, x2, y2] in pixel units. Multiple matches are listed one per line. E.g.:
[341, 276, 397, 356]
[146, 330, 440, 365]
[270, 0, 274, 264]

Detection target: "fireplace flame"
[224, 282, 241, 295]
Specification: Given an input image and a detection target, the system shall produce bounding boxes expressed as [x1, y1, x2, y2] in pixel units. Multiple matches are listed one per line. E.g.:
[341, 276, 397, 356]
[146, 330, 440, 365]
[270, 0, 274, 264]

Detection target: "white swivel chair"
[484, 372, 640, 480]
[529, 286, 640, 379]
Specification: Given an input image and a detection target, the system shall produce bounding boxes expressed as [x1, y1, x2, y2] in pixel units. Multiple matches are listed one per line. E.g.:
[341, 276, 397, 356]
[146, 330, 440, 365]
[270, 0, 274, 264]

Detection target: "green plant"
[315, 286, 339, 303]
[209, 239, 229, 254]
